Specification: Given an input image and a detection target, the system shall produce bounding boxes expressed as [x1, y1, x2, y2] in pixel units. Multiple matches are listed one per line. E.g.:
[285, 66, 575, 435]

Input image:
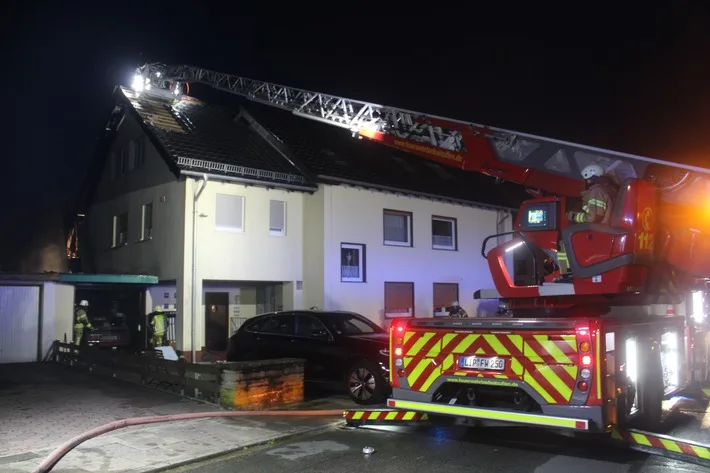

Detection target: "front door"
[205, 292, 229, 351]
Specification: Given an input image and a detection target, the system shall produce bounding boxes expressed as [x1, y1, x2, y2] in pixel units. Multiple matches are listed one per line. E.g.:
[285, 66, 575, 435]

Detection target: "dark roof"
[116, 87, 314, 189]
[241, 100, 529, 209]
[117, 87, 529, 209]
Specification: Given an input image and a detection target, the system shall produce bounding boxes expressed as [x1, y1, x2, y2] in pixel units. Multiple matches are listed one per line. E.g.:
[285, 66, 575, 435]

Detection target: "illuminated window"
[341, 243, 366, 283]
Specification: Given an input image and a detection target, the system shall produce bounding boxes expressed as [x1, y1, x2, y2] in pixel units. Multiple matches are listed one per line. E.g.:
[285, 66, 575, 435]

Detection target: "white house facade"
[303, 183, 514, 323]
[81, 86, 526, 360]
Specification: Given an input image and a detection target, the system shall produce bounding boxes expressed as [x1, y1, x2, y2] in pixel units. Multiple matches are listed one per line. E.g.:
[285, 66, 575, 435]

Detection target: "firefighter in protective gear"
[447, 301, 469, 318]
[566, 163, 618, 225]
[73, 300, 93, 346]
[557, 163, 619, 278]
[150, 305, 167, 347]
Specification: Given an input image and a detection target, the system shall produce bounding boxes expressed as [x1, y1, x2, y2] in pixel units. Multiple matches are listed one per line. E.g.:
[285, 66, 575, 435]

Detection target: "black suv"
[226, 310, 390, 405]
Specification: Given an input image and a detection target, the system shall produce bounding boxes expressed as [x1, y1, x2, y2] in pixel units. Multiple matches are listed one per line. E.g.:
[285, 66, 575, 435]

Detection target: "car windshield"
[324, 312, 384, 335]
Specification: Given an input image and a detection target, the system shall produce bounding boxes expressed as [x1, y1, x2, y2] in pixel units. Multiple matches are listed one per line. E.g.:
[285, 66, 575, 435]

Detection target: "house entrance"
[204, 292, 229, 351]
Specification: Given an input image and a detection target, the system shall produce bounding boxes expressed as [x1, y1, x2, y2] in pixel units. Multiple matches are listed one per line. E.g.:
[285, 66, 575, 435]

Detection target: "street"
[165, 422, 708, 473]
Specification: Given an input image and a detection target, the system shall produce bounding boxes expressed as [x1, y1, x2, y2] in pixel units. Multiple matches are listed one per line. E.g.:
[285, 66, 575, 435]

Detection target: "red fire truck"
[131, 63, 710, 463]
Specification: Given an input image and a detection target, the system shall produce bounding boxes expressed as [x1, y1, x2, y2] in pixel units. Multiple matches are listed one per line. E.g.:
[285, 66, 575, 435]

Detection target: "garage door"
[0, 286, 40, 364]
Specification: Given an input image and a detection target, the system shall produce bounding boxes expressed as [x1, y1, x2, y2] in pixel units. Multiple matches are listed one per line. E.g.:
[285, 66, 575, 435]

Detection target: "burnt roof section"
[117, 87, 315, 189]
[240, 100, 529, 209]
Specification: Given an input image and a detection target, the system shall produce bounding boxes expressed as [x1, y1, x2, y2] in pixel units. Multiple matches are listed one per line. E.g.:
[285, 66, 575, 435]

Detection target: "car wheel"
[346, 361, 386, 405]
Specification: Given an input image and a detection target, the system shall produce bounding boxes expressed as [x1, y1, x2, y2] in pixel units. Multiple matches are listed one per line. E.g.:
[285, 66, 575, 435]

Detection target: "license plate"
[459, 356, 505, 371]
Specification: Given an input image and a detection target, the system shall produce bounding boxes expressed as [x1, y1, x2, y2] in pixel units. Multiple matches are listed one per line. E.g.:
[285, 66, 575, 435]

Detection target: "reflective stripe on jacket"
[571, 179, 617, 225]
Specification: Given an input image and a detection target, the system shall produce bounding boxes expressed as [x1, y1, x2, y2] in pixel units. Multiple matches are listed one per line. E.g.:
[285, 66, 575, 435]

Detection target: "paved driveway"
[0, 362, 220, 457]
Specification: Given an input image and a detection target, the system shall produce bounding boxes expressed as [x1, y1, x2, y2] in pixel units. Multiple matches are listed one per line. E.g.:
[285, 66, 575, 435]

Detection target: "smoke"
[2, 201, 69, 274]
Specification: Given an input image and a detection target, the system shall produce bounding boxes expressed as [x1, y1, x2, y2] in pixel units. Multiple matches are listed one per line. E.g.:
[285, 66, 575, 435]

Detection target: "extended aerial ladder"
[131, 63, 710, 467]
[133, 63, 710, 312]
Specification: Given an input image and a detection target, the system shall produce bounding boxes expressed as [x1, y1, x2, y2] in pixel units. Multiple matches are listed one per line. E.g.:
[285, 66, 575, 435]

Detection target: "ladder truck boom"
[134, 63, 710, 200]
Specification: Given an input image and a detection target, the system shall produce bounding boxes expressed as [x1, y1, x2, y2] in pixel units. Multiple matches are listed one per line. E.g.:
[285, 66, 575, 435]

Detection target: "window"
[131, 138, 145, 168]
[322, 312, 384, 335]
[384, 282, 414, 318]
[256, 314, 295, 335]
[112, 213, 128, 247]
[215, 194, 244, 232]
[120, 149, 128, 175]
[269, 199, 286, 236]
[383, 210, 412, 247]
[433, 283, 459, 316]
[295, 314, 330, 338]
[341, 243, 366, 283]
[141, 203, 153, 240]
[432, 216, 457, 250]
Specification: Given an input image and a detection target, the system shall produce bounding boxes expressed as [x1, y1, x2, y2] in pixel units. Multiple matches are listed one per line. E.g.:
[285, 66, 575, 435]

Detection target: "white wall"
[188, 178, 305, 281]
[42, 282, 75, 348]
[0, 285, 40, 363]
[305, 184, 505, 327]
[176, 177, 307, 353]
[302, 190, 325, 309]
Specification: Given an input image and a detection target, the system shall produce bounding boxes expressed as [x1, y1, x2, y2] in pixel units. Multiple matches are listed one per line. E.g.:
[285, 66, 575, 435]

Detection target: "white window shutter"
[216, 194, 244, 231]
[269, 200, 286, 234]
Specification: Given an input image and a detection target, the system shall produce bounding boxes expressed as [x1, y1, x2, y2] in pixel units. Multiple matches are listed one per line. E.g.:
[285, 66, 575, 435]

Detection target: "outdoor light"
[132, 74, 144, 92]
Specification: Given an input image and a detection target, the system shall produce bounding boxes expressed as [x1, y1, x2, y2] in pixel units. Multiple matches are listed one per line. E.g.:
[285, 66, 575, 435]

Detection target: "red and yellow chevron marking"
[343, 410, 428, 422]
[612, 429, 710, 463]
[401, 331, 579, 404]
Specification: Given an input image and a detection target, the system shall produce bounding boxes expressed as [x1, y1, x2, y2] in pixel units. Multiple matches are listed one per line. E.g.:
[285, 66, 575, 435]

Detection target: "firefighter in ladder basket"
[556, 164, 619, 282]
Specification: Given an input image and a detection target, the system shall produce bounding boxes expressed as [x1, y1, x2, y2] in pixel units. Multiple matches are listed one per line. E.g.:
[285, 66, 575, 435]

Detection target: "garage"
[0, 274, 77, 364]
[0, 285, 41, 363]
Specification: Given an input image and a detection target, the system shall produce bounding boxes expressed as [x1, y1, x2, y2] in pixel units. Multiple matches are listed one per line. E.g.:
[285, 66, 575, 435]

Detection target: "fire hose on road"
[32, 409, 344, 473]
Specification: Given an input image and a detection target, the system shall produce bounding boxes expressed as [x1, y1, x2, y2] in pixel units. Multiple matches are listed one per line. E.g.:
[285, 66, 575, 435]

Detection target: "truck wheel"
[346, 361, 386, 405]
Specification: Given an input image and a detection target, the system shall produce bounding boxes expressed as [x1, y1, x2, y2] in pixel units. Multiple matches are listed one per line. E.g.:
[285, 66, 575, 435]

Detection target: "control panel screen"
[521, 202, 558, 231]
[527, 209, 547, 227]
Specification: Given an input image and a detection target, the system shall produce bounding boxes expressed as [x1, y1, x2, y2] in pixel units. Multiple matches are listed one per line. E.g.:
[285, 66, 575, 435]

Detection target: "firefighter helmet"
[155, 305, 163, 312]
[581, 163, 605, 180]
[79, 300, 89, 307]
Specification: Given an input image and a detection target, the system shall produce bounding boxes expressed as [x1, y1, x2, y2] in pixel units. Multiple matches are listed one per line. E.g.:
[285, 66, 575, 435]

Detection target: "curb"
[143, 419, 344, 472]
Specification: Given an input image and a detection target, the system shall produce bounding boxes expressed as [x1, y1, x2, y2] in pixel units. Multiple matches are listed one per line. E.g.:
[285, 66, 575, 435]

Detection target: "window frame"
[431, 215, 457, 251]
[141, 203, 153, 241]
[340, 242, 366, 283]
[268, 199, 286, 236]
[384, 281, 415, 319]
[132, 137, 146, 168]
[383, 209, 413, 247]
[215, 193, 245, 233]
[112, 213, 128, 248]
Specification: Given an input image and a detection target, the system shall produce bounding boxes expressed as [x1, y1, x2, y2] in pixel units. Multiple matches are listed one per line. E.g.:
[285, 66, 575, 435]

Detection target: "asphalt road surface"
[166, 421, 708, 473]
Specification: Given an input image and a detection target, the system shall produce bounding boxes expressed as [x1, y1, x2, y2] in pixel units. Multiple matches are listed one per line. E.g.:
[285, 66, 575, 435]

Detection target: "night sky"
[4, 4, 710, 271]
